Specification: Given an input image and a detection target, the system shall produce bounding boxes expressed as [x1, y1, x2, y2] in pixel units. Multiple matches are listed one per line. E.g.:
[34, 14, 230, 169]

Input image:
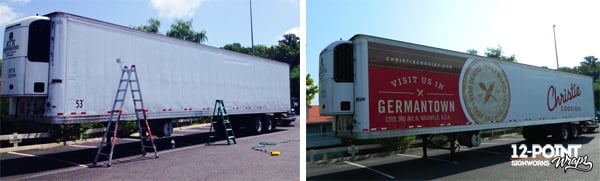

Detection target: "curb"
[0, 138, 103, 153]
[0, 123, 212, 153]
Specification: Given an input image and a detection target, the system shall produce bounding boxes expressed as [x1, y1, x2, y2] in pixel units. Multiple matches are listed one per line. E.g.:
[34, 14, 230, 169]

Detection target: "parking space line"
[481, 142, 502, 145]
[69, 144, 97, 148]
[343, 161, 395, 179]
[396, 153, 421, 158]
[7, 151, 89, 168]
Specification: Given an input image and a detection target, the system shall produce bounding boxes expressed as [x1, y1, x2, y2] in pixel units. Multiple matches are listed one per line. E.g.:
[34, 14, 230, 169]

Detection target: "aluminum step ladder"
[207, 100, 237, 145]
[93, 65, 158, 167]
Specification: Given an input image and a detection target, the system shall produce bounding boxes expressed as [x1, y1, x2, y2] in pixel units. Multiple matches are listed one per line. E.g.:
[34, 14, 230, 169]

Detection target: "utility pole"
[250, 0, 255, 55]
[553, 24, 559, 69]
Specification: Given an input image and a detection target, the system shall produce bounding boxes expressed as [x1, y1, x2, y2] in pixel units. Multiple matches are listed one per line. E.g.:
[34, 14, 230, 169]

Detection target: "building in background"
[307, 105, 340, 148]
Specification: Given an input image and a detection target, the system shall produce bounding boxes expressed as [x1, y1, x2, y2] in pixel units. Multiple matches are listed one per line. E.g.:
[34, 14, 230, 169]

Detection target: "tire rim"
[266, 118, 273, 131]
[163, 122, 173, 136]
[581, 126, 588, 133]
[572, 126, 579, 138]
[561, 127, 568, 140]
[255, 119, 262, 133]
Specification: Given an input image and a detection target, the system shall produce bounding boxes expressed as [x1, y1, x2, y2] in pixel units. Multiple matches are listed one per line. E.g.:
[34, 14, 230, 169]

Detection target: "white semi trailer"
[1, 12, 295, 136]
[319, 34, 596, 158]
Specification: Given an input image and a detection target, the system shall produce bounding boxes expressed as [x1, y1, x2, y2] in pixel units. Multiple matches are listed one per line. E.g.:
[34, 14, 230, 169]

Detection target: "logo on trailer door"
[461, 59, 511, 124]
[4, 32, 20, 57]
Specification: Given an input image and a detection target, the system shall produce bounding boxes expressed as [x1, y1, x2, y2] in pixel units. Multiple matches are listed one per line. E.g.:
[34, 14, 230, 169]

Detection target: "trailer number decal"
[75, 100, 84, 109]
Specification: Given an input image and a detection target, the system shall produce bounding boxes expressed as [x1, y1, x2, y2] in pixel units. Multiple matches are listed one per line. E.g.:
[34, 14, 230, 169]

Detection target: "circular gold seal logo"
[461, 59, 510, 124]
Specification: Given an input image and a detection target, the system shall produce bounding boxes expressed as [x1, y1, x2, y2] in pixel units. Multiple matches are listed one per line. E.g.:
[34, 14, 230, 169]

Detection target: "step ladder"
[93, 65, 158, 167]
[207, 100, 237, 145]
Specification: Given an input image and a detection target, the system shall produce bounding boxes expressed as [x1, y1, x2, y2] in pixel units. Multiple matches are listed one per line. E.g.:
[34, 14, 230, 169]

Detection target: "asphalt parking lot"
[307, 131, 600, 180]
[1, 122, 299, 180]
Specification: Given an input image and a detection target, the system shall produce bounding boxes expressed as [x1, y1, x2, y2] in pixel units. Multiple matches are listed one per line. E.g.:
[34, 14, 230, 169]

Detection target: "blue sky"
[307, 0, 600, 105]
[0, 0, 299, 48]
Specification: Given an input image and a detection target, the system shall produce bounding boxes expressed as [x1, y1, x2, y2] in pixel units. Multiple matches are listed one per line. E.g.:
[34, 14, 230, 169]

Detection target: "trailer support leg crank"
[448, 134, 456, 162]
[420, 134, 431, 159]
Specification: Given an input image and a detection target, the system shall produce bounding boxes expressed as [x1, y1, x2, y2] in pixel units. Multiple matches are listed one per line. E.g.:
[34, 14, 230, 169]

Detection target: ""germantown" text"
[378, 99, 455, 114]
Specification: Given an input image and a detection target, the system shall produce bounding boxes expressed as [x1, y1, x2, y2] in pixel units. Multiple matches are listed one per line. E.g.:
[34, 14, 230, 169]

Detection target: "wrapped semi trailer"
[319, 34, 596, 151]
[1, 12, 295, 136]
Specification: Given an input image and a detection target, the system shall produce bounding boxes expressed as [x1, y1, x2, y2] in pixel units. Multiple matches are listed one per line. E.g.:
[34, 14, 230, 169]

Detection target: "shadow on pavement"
[0, 128, 284, 177]
[308, 135, 595, 180]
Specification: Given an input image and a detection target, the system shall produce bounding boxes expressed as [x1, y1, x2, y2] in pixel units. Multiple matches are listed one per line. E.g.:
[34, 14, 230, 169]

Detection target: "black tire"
[263, 116, 275, 132]
[552, 124, 569, 142]
[254, 117, 263, 134]
[151, 120, 173, 137]
[568, 124, 579, 140]
[580, 125, 589, 133]
[459, 132, 481, 148]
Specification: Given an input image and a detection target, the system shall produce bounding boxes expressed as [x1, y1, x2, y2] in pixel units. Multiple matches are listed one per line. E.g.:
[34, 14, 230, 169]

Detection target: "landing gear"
[419, 134, 458, 162]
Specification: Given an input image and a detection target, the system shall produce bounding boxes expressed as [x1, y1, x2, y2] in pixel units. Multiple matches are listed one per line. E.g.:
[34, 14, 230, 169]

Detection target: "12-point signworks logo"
[511, 144, 593, 172]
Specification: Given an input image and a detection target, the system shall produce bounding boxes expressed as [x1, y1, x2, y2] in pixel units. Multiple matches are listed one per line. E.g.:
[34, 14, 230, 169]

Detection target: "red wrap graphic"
[368, 67, 468, 130]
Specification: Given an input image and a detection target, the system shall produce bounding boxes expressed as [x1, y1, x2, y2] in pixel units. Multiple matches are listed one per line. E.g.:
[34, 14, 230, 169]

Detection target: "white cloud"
[0, 4, 17, 26]
[284, 26, 300, 35]
[279, 26, 300, 39]
[150, 0, 204, 19]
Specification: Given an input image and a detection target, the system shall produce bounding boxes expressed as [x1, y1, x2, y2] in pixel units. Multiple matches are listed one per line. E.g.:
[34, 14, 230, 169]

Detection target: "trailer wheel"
[552, 124, 569, 142]
[151, 120, 173, 137]
[459, 132, 481, 148]
[580, 124, 589, 133]
[254, 118, 263, 133]
[263, 116, 275, 132]
[568, 124, 579, 140]
[161, 121, 174, 137]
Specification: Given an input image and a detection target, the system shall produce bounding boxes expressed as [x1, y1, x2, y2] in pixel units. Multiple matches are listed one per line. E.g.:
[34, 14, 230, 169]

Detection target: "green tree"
[466, 49, 478, 55]
[484, 45, 516, 62]
[223, 43, 250, 54]
[166, 19, 207, 43]
[290, 66, 299, 79]
[135, 18, 161, 33]
[252, 44, 273, 59]
[306, 74, 318, 106]
[271, 34, 300, 68]
[576, 56, 599, 108]
[558, 66, 579, 74]
[579, 56, 599, 80]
